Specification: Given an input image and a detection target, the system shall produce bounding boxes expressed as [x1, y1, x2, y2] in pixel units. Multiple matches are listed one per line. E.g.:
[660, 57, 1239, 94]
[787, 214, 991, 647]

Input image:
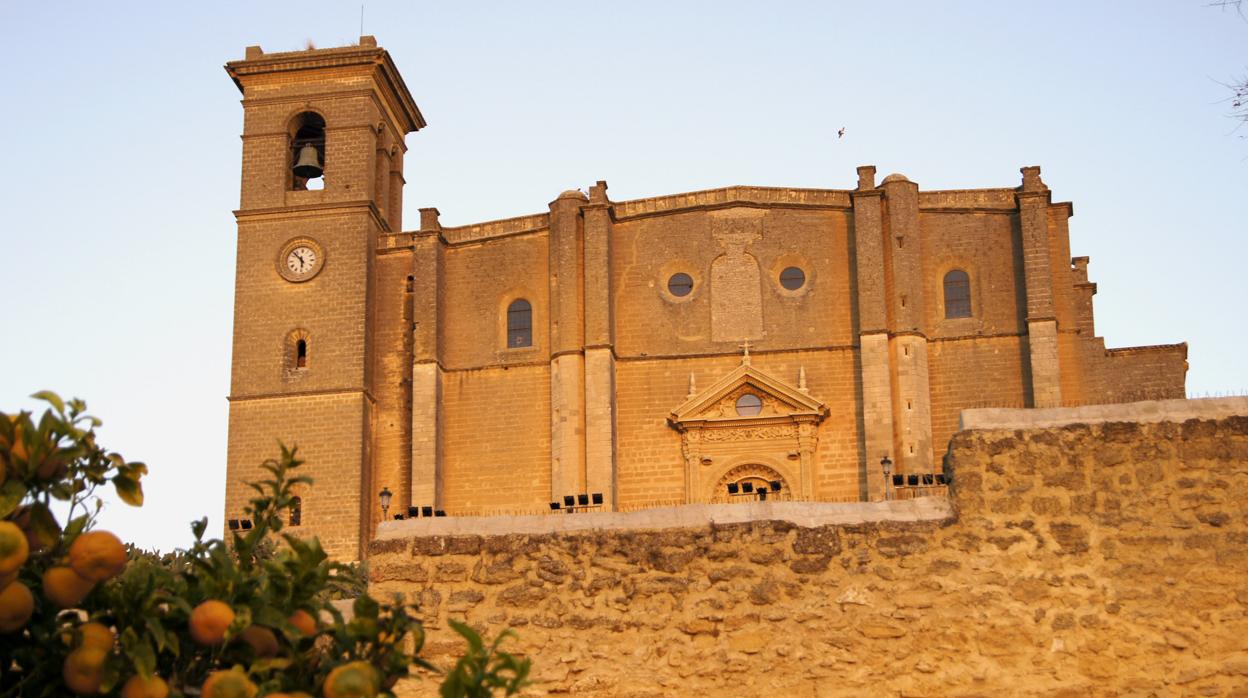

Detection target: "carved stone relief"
[710, 210, 764, 343]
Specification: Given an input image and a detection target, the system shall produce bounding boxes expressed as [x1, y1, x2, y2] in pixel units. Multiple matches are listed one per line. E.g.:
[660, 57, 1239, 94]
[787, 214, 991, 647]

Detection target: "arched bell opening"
[290, 112, 326, 191]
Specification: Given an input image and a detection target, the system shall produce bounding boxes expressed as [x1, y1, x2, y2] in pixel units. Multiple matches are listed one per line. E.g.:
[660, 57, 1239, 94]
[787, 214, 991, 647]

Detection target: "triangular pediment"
[669, 361, 827, 428]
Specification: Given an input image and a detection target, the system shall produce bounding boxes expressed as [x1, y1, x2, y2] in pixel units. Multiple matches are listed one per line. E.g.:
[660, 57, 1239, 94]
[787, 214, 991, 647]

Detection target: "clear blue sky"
[1, 1, 1244, 552]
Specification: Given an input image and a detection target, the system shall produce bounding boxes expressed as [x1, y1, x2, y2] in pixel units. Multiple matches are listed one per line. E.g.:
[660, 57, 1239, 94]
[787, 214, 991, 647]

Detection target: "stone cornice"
[670, 362, 828, 429]
[227, 387, 376, 404]
[401, 182, 1048, 246]
[225, 44, 425, 133]
[235, 199, 391, 232]
[1105, 342, 1188, 359]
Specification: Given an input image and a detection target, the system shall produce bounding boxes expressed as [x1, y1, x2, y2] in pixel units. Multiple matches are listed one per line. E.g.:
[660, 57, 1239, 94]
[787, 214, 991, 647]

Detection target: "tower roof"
[224, 36, 425, 134]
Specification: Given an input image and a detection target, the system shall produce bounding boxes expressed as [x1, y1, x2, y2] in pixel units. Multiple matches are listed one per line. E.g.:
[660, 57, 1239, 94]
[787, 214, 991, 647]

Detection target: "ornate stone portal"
[669, 353, 828, 503]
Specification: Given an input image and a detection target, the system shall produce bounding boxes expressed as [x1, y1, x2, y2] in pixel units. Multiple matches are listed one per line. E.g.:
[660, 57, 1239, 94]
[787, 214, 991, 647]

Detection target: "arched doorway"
[711, 463, 790, 503]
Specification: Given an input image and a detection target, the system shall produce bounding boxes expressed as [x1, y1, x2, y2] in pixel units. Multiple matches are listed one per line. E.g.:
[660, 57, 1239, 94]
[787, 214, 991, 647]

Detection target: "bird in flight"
[837, 127, 846, 139]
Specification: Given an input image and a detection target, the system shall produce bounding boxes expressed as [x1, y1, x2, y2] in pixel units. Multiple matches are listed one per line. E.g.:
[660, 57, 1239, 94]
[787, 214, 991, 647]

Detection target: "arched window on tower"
[289, 496, 302, 527]
[507, 299, 532, 348]
[943, 269, 972, 319]
[290, 112, 326, 191]
[286, 329, 311, 373]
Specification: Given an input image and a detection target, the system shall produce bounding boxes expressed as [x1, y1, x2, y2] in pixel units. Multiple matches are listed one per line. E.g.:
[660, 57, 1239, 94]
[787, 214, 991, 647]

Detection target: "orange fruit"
[0, 569, 18, 591]
[79, 622, 115, 651]
[239, 624, 279, 657]
[68, 531, 127, 582]
[63, 647, 107, 695]
[200, 669, 257, 698]
[0, 521, 29, 575]
[323, 660, 380, 698]
[0, 581, 34, 632]
[120, 674, 169, 698]
[189, 599, 235, 646]
[43, 566, 96, 607]
[288, 608, 317, 637]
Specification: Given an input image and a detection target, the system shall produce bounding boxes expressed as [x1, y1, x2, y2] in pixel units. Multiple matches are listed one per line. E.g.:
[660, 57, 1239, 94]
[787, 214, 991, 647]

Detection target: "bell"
[292, 144, 323, 179]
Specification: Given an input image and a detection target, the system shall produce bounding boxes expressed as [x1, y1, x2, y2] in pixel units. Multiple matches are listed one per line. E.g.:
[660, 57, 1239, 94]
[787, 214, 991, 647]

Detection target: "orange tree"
[0, 393, 530, 697]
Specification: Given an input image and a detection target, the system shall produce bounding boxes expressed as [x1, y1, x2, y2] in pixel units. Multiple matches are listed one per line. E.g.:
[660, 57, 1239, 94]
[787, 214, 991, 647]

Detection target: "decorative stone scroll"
[699, 425, 797, 442]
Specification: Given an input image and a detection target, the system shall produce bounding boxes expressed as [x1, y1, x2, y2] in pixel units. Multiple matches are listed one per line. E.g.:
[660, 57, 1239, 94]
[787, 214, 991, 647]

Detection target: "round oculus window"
[779, 266, 806, 291]
[667, 272, 694, 297]
[735, 393, 763, 416]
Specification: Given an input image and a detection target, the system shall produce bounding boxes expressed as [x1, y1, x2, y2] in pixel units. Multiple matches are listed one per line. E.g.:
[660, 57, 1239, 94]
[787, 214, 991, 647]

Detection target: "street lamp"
[880, 456, 893, 501]
[378, 487, 393, 519]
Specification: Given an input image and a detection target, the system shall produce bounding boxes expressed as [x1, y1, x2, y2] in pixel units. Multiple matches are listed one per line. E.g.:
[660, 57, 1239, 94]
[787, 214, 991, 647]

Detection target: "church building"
[223, 38, 1187, 559]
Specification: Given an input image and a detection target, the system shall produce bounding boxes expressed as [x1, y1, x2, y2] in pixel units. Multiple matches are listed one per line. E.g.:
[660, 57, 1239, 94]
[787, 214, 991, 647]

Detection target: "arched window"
[507, 299, 532, 348]
[289, 496, 302, 526]
[943, 270, 971, 319]
[286, 329, 311, 372]
[290, 112, 326, 191]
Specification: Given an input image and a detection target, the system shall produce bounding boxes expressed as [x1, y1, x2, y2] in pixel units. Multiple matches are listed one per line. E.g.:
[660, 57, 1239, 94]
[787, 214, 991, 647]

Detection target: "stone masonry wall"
[370, 405, 1248, 696]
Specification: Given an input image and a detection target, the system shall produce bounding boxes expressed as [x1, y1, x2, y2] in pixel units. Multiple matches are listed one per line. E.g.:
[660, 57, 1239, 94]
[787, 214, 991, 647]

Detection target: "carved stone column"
[796, 421, 817, 499]
[681, 430, 701, 504]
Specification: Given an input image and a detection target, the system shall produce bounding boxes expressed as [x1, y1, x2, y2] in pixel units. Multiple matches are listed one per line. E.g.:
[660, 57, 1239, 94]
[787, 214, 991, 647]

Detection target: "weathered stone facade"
[223, 38, 1188, 559]
[371, 399, 1248, 696]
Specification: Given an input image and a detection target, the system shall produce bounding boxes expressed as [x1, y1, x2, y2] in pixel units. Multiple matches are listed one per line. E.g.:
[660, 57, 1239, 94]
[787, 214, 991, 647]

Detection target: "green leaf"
[30, 390, 65, 414]
[63, 514, 89, 541]
[119, 627, 157, 679]
[353, 593, 380, 621]
[0, 481, 26, 518]
[229, 606, 253, 638]
[145, 617, 169, 653]
[112, 473, 144, 506]
[100, 653, 123, 694]
[191, 517, 207, 540]
[25, 503, 61, 550]
[249, 657, 292, 674]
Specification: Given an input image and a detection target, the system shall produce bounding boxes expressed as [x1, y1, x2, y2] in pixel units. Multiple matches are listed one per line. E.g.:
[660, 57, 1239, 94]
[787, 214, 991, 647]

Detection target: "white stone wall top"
[959, 396, 1248, 432]
[375, 497, 953, 540]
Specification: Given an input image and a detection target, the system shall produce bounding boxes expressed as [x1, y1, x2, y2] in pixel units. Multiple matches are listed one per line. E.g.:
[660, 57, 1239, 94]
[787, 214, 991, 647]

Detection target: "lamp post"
[880, 456, 893, 501]
[379, 487, 393, 520]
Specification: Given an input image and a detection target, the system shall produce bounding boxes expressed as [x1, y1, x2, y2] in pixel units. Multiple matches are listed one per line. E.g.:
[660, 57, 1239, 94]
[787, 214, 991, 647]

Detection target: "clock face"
[286, 246, 317, 275]
[276, 238, 325, 282]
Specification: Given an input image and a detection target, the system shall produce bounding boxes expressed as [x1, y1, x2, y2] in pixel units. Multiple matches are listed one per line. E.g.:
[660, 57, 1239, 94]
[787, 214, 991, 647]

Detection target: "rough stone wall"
[370, 413, 1248, 696]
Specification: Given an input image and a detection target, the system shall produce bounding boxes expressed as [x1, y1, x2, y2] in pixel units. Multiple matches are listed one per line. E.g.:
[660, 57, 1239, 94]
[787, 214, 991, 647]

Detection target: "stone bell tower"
[223, 37, 424, 559]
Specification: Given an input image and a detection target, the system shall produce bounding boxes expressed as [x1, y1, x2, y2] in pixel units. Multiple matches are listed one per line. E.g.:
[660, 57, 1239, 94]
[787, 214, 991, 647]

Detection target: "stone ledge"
[375, 497, 952, 540]
[960, 396, 1248, 431]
